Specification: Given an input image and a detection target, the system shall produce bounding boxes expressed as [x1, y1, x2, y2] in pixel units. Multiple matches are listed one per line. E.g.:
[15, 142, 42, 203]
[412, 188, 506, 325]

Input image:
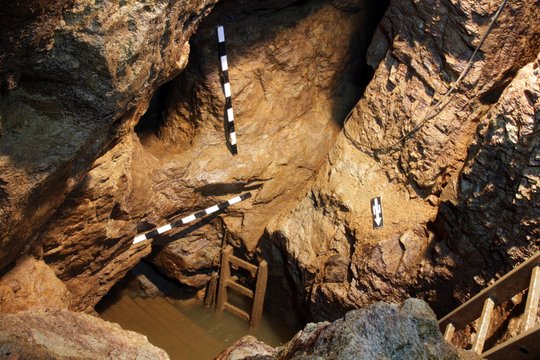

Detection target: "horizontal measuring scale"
[133, 192, 252, 244]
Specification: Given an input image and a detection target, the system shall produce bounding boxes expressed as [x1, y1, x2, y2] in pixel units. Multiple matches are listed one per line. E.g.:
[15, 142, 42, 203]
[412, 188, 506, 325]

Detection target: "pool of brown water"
[97, 287, 296, 359]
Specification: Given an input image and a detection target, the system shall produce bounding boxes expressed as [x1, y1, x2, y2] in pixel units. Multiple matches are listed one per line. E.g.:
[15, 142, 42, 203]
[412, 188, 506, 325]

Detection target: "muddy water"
[97, 287, 296, 359]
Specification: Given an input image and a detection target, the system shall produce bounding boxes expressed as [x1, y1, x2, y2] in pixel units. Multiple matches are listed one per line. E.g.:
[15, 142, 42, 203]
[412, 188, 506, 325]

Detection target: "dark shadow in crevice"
[331, 0, 390, 126]
[479, 67, 518, 104]
[258, 230, 309, 331]
[134, 80, 173, 144]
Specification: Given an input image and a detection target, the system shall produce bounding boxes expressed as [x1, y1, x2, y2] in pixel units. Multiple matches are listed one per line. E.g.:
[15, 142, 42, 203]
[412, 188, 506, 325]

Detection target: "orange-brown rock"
[0, 256, 70, 313]
[39, 136, 154, 311]
[0, 0, 219, 272]
[263, 0, 540, 323]
[37, 0, 381, 308]
[0, 309, 169, 359]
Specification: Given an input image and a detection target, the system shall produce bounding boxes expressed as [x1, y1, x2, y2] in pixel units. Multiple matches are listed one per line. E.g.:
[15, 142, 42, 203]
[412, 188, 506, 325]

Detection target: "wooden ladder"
[439, 252, 540, 359]
[216, 245, 268, 328]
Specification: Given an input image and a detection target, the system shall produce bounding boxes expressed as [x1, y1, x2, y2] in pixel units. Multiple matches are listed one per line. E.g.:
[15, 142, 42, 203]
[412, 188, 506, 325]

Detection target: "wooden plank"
[444, 322, 455, 343]
[227, 279, 254, 298]
[472, 297, 494, 354]
[204, 272, 219, 307]
[482, 323, 540, 359]
[229, 255, 258, 276]
[250, 260, 268, 329]
[439, 252, 540, 331]
[216, 245, 233, 310]
[522, 265, 540, 332]
[223, 301, 250, 321]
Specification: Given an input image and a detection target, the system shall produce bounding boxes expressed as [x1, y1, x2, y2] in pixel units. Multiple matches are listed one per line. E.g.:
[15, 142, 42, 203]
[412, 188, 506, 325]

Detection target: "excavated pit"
[94, 0, 390, 357]
[3, 0, 539, 358]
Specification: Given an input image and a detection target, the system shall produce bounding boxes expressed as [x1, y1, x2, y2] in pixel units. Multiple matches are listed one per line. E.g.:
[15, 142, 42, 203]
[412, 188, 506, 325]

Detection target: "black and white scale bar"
[217, 25, 237, 154]
[133, 192, 252, 244]
[371, 196, 384, 229]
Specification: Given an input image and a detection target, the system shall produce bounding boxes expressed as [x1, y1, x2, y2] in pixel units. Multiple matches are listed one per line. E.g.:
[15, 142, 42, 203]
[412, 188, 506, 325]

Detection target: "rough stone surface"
[0, 309, 169, 359]
[0, 0, 218, 272]
[0, 256, 70, 313]
[33, 0, 381, 308]
[146, 0, 376, 287]
[263, 0, 540, 324]
[0, 0, 539, 334]
[215, 335, 276, 360]
[216, 299, 468, 360]
[39, 136, 154, 311]
[437, 54, 540, 289]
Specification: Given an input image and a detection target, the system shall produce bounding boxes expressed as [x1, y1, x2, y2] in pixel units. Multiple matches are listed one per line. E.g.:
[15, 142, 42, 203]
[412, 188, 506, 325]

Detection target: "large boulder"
[217, 299, 468, 360]
[0, 309, 169, 359]
[0, 256, 70, 313]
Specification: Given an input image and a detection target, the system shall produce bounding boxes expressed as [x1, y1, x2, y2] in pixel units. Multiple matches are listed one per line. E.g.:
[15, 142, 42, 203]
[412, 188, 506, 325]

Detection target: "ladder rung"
[229, 255, 258, 276]
[522, 265, 540, 332]
[223, 302, 250, 321]
[444, 322, 455, 343]
[227, 279, 254, 298]
[473, 297, 495, 354]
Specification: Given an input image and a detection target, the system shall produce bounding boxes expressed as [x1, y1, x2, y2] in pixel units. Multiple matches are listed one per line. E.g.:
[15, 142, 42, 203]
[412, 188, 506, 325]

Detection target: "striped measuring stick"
[133, 192, 252, 244]
[217, 25, 237, 154]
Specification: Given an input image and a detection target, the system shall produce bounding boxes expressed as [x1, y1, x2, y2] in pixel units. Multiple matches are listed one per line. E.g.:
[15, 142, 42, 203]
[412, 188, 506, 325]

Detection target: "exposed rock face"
[147, 0, 378, 287]
[0, 256, 70, 313]
[217, 299, 466, 360]
[0, 0, 218, 271]
[215, 335, 276, 360]
[0, 309, 169, 359]
[0, 0, 538, 336]
[31, 0, 382, 309]
[437, 54, 540, 282]
[263, 0, 540, 324]
[39, 136, 155, 311]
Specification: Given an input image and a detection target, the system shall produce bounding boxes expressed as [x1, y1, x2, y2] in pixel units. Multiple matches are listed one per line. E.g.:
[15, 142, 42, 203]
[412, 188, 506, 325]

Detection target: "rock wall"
[148, 0, 380, 288]
[29, 0, 382, 310]
[0, 0, 538, 330]
[0, 0, 218, 271]
[263, 0, 540, 324]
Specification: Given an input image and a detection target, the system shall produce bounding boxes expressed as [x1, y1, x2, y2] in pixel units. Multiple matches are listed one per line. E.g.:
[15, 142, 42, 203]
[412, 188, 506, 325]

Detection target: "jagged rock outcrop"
[263, 0, 540, 324]
[217, 299, 469, 360]
[0, 256, 70, 313]
[0, 309, 169, 360]
[39, 136, 155, 311]
[0, 255, 168, 359]
[437, 53, 540, 284]
[30, 0, 382, 309]
[1, 0, 538, 334]
[0, 0, 218, 271]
